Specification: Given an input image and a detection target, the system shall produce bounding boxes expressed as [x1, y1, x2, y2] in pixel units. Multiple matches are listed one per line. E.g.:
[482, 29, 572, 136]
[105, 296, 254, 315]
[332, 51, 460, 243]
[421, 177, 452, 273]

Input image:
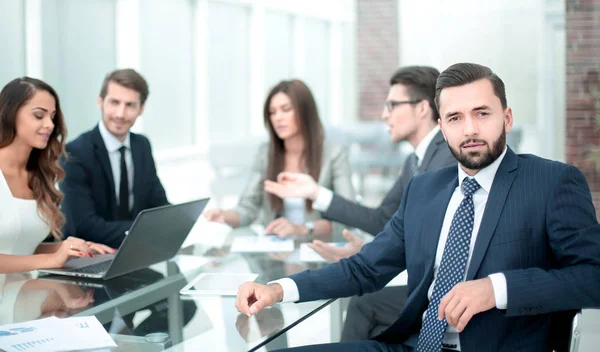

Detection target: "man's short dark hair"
[99, 68, 149, 105]
[389, 66, 440, 122]
[435, 63, 507, 111]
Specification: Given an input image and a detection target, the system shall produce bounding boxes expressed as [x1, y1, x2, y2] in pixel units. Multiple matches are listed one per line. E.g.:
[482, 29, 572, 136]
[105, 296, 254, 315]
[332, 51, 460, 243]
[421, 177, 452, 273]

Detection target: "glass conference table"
[0, 227, 344, 351]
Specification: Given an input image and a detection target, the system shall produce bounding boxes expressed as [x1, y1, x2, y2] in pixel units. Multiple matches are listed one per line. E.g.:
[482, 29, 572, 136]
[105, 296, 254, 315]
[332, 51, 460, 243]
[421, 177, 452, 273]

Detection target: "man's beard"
[448, 129, 506, 170]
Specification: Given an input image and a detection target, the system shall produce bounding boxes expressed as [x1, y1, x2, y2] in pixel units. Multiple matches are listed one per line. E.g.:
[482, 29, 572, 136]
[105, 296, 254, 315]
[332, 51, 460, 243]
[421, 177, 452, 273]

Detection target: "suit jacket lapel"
[466, 148, 518, 280]
[92, 126, 116, 205]
[421, 174, 458, 262]
[419, 130, 446, 173]
[130, 134, 143, 215]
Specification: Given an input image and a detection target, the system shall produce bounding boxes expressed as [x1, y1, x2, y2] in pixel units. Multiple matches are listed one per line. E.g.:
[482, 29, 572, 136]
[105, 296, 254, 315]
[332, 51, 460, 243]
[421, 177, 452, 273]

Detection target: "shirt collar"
[98, 121, 130, 153]
[457, 146, 508, 195]
[414, 125, 441, 164]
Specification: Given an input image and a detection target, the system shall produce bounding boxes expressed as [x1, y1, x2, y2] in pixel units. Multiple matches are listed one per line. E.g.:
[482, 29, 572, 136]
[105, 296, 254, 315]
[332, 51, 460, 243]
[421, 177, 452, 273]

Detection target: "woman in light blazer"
[205, 79, 354, 238]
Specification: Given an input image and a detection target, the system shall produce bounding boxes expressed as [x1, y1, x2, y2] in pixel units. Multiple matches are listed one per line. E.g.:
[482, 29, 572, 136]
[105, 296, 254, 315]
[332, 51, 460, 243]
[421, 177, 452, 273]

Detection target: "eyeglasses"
[384, 99, 422, 112]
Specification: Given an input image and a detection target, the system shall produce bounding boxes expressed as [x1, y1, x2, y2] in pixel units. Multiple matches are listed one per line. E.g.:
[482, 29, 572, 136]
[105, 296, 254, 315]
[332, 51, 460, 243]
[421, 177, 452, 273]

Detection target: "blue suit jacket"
[60, 126, 169, 248]
[289, 148, 600, 352]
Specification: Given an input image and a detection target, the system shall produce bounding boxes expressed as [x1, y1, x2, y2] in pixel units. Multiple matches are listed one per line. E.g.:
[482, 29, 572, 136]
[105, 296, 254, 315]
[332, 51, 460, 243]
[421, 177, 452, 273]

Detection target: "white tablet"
[180, 273, 259, 296]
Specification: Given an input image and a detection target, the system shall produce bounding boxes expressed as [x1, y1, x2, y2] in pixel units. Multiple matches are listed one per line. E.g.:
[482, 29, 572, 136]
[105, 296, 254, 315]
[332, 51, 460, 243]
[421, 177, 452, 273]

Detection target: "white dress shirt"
[312, 126, 441, 212]
[272, 147, 509, 351]
[98, 121, 134, 211]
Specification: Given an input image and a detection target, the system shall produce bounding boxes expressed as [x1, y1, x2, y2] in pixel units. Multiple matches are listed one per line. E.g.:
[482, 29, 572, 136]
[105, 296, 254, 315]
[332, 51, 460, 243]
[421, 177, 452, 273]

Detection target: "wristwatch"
[304, 221, 315, 235]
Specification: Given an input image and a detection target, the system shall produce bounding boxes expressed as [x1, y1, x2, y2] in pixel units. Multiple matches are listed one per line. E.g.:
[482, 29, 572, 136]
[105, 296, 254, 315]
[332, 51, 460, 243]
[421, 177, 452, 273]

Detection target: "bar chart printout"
[0, 316, 116, 352]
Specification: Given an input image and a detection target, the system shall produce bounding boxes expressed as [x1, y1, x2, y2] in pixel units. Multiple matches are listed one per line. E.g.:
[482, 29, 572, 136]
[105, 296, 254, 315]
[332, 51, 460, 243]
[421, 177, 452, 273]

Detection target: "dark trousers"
[341, 286, 408, 342]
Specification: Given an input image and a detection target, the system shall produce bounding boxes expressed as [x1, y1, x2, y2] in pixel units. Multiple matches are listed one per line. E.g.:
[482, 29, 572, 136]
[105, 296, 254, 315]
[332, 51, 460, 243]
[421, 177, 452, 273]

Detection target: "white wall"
[397, 0, 565, 158]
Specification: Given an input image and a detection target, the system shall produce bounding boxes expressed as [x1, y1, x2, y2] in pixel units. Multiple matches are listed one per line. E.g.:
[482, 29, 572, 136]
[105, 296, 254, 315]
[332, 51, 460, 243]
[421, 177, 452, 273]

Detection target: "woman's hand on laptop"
[46, 237, 94, 268]
[85, 241, 116, 255]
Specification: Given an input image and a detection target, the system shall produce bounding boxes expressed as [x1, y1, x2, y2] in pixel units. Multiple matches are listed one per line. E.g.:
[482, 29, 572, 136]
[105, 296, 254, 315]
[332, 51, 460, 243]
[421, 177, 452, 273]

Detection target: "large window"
[264, 11, 293, 92]
[139, 0, 195, 150]
[303, 19, 331, 122]
[41, 0, 116, 140]
[13, 0, 356, 204]
[207, 2, 251, 144]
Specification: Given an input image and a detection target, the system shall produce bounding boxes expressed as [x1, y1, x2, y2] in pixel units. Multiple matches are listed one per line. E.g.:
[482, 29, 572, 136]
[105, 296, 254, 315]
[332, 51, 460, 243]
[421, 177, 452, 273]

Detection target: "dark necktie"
[118, 146, 131, 220]
[417, 177, 481, 352]
[405, 152, 419, 178]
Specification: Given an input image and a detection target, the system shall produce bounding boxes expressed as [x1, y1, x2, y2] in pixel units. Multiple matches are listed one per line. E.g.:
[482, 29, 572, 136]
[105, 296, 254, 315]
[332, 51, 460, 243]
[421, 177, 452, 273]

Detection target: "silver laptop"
[39, 198, 209, 280]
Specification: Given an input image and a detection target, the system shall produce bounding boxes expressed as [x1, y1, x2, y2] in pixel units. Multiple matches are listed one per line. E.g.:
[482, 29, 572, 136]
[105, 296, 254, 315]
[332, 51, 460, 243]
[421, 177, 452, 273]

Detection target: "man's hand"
[236, 282, 283, 316]
[307, 229, 364, 262]
[263, 172, 319, 201]
[438, 277, 496, 332]
[265, 218, 308, 238]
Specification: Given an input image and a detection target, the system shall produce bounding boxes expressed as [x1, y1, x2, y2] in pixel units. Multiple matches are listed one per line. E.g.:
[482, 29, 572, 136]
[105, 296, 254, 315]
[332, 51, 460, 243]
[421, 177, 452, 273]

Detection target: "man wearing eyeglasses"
[264, 66, 455, 341]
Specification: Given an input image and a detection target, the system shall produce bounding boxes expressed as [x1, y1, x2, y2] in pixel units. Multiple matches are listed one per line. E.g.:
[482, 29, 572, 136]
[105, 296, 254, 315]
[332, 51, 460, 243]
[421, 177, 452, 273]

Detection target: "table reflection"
[0, 273, 94, 325]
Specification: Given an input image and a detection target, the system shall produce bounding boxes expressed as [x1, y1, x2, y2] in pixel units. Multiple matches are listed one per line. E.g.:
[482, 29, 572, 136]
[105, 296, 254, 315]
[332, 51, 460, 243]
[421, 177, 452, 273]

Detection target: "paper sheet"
[298, 242, 346, 262]
[0, 316, 116, 352]
[230, 236, 294, 253]
[181, 217, 232, 248]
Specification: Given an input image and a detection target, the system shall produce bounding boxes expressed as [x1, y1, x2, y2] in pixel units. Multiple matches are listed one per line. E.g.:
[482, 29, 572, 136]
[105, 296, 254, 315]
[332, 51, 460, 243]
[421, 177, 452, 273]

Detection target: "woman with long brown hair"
[204, 79, 354, 238]
[0, 77, 113, 274]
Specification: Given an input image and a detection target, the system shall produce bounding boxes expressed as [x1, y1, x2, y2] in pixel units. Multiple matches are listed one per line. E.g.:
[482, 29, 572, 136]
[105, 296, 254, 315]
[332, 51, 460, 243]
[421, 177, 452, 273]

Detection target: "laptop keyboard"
[71, 261, 111, 274]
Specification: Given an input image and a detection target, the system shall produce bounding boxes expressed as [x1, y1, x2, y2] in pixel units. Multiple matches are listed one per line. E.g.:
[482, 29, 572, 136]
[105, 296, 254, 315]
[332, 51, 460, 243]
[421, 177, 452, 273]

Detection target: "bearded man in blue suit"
[235, 63, 600, 352]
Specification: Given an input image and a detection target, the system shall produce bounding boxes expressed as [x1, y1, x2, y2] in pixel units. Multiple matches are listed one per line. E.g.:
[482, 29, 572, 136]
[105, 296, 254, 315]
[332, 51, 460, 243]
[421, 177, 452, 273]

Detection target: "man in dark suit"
[264, 66, 455, 340]
[236, 63, 600, 352]
[61, 69, 169, 248]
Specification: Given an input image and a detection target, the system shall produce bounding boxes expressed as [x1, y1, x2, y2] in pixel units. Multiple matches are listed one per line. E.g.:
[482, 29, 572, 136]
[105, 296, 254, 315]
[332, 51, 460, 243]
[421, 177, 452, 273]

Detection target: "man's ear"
[418, 100, 430, 120]
[504, 107, 513, 134]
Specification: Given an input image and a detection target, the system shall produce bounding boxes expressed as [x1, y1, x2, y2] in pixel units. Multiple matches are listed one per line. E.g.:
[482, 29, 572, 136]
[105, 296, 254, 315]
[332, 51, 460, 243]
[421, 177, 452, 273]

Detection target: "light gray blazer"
[234, 142, 355, 238]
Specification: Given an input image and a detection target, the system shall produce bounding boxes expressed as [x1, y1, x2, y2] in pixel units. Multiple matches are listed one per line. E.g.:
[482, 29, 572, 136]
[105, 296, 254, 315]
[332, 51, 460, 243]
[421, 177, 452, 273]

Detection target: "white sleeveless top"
[0, 171, 51, 256]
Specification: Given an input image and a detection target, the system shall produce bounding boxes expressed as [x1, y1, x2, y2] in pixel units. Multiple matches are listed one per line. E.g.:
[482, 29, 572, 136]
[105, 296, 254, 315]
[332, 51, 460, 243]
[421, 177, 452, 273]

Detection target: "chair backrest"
[208, 138, 265, 176]
[325, 122, 408, 170]
[325, 121, 411, 197]
[208, 137, 265, 205]
[569, 309, 600, 352]
[570, 312, 582, 352]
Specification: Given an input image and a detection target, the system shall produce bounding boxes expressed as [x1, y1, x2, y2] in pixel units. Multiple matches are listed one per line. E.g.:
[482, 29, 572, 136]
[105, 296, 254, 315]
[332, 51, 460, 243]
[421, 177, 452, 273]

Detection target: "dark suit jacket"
[323, 130, 455, 235]
[289, 148, 600, 352]
[60, 125, 169, 248]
